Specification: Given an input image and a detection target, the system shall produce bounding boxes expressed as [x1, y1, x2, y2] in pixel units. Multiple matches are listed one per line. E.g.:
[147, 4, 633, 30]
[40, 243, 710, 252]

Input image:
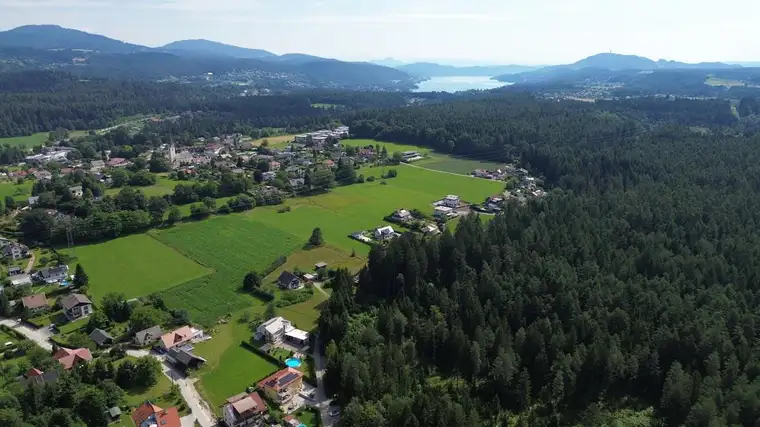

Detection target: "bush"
[261, 255, 287, 277]
[276, 288, 314, 308]
[367, 176, 376, 182]
[277, 206, 291, 213]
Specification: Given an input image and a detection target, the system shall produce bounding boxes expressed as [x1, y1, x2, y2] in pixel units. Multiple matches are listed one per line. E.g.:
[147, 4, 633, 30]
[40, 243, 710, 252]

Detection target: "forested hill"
[322, 97, 760, 425]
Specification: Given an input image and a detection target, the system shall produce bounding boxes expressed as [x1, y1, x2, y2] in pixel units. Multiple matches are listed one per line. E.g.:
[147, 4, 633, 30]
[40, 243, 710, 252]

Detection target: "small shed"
[106, 406, 122, 421]
[314, 262, 328, 270]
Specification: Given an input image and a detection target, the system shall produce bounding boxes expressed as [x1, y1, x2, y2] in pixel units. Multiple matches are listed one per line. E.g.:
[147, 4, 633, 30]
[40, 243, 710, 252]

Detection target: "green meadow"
[62, 234, 212, 302]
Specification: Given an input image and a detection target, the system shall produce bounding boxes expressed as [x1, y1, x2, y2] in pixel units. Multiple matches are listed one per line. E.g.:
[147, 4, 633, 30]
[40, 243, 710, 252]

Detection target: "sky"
[0, 0, 757, 65]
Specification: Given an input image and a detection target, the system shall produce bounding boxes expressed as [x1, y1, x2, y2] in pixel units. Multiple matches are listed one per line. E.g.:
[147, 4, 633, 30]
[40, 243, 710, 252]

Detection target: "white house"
[68, 186, 84, 198]
[434, 206, 455, 218]
[256, 317, 310, 346]
[374, 226, 397, 241]
[37, 265, 69, 284]
[392, 209, 412, 222]
[443, 195, 460, 208]
[60, 294, 93, 321]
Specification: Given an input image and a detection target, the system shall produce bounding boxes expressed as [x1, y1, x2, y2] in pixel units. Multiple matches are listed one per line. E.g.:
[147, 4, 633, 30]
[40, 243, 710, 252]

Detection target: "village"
[0, 122, 545, 427]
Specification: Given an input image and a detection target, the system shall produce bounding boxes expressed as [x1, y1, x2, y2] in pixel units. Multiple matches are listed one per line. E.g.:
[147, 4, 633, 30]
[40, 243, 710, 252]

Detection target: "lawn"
[115, 356, 188, 414]
[62, 234, 212, 302]
[0, 180, 34, 201]
[155, 215, 303, 325]
[247, 164, 504, 255]
[193, 312, 280, 410]
[105, 175, 181, 197]
[265, 246, 366, 280]
[252, 134, 296, 148]
[343, 138, 506, 175]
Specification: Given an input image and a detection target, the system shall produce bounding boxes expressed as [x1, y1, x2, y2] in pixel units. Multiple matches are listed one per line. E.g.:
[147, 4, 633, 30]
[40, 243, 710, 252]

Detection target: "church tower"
[169, 143, 176, 166]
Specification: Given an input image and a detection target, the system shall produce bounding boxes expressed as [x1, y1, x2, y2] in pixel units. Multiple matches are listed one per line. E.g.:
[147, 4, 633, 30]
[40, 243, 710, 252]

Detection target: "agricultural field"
[155, 215, 303, 325]
[0, 130, 90, 148]
[0, 180, 34, 201]
[705, 76, 746, 87]
[247, 164, 504, 255]
[251, 134, 296, 148]
[193, 312, 280, 410]
[343, 139, 505, 175]
[265, 246, 366, 280]
[62, 234, 212, 302]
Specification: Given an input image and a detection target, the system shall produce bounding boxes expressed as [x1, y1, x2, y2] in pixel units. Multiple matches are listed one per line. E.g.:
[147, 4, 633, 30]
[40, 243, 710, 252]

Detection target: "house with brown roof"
[159, 325, 203, 351]
[19, 367, 59, 387]
[60, 293, 93, 321]
[223, 391, 268, 427]
[21, 294, 48, 315]
[53, 347, 93, 370]
[132, 402, 181, 427]
[256, 368, 303, 404]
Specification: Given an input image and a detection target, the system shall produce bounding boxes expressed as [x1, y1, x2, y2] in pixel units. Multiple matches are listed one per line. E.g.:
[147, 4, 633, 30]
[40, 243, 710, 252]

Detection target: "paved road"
[1, 318, 217, 427]
[313, 336, 338, 427]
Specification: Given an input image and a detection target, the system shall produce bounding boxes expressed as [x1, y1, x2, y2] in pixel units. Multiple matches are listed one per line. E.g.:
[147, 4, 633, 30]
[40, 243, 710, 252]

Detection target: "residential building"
[257, 368, 304, 404]
[68, 186, 83, 198]
[374, 226, 398, 241]
[37, 265, 69, 284]
[443, 195, 461, 208]
[60, 294, 93, 321]
[53, 347, 93, 370]
[34, 170, 53, 181]
[392, 209, 412, 222]
[27, 196, 39, 206]
[277, 271, 302, 290]
[166, 347, 206, 369]
[288, 178, 305, 188]
[262, 171, 277, 182]
[315, 262, 328, 270]
[90, 160, 105, 172]
[21, 294, 48, 315]
[3, 243, 29, 260]
[7, 266, 22, 275]
[132, 403, 181, 427]
[294, 134, 311, 143]
[223, 391, 268, 427]
[434, 206, 455, 218]
[89, 328, 114, 346]
[134, 325, 163, 346]
[9, 274, 32, 287]
[421, 224, 440, 235]
[19, 368, 59, 387]
[106, 158, 130, 168]
[159, 325, 202, 351]
[402, 151, 423, 162]
[256, 317, 310, 346]
[269, 161, 281, 171]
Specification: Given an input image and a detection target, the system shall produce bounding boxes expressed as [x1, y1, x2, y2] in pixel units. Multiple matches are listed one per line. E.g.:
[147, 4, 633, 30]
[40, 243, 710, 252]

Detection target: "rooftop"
[257, 368, 304, 392]
[22, 294, 47, 310]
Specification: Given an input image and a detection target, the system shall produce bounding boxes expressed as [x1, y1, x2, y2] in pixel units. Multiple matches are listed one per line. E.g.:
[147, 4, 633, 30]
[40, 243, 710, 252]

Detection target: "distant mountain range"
[0, 25, 416, 89]
[397, 62, 541, 77]
[495, 53, 741, 83]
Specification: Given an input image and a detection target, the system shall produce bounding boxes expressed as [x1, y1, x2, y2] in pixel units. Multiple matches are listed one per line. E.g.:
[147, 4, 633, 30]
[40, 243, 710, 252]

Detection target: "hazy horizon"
[1, 0, 757, 65]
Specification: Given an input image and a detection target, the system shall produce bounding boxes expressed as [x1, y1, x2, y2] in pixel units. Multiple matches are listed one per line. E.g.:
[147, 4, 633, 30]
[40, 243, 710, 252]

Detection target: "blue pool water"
[297, 424, 306, 427]
[60, 280, 70, 287]
[285, 358, 302, 368]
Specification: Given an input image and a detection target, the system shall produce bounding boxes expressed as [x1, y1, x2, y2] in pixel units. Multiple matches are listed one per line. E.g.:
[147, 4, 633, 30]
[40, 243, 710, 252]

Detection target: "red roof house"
[53, 347, 93, 370]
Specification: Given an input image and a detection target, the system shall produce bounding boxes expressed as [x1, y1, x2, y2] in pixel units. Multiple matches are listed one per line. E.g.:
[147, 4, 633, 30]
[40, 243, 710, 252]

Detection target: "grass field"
[62, 234, 212, 302]
[252, 134, 296, 148]
[0, 180, 34, 201]
[194, 312, 280, 409]
[155, 215, 303, 325]
[279, 291, 329, 331]
[105, 175, 180, 197]
[343, 139, 505, 175]
[247, 164, 503, 255]
[705, 76, 746, 87]
[0, 131, 90, 148]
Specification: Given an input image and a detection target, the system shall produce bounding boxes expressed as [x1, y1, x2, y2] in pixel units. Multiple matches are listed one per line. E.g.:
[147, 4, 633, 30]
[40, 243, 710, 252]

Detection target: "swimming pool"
[285, 358, 302, 368]
[297, 424, 306, 427]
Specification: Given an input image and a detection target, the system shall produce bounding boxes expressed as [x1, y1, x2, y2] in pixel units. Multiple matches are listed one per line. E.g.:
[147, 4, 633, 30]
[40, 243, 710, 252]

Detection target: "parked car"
[330, 410, 340, 417]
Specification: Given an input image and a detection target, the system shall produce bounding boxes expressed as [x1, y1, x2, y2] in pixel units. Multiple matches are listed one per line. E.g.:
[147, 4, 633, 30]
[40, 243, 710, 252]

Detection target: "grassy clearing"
[105, 175, 180, 197]
[62, 234, 212, 302]
[344, 138, 505, 175]
[155, 215, 303, 325]
[0, 180, 34, 201]
[194, 312, 280, 410]
[247, 164, 503, 255]
[252, 134, 296, 148]
[705, 76, 745, 87]
[279, 291, 328, 331]
[115, 357, 187, 412]
[266, 246, 366, 280]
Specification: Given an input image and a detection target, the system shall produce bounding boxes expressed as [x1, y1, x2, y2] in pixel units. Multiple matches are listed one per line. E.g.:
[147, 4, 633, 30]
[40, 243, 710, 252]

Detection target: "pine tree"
[73, 264, 88, 287]
[0, 290, 10, 317]
[309, 227, 324, 247]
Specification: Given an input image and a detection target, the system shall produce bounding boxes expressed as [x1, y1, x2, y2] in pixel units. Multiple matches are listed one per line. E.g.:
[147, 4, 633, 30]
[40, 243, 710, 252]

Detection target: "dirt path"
[24, 252, 35, 274]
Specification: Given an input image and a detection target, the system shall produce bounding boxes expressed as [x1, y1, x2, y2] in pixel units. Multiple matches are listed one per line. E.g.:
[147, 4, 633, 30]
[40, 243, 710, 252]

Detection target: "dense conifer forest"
[321, 96, 760, 426]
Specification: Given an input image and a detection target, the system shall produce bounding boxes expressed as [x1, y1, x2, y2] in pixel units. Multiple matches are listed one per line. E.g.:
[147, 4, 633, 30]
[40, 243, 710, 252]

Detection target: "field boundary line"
[400, 162, 481, 178]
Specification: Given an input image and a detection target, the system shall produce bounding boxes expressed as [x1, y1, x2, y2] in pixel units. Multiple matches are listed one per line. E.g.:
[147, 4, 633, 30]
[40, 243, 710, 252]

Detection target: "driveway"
[0, 318, 53, 350]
